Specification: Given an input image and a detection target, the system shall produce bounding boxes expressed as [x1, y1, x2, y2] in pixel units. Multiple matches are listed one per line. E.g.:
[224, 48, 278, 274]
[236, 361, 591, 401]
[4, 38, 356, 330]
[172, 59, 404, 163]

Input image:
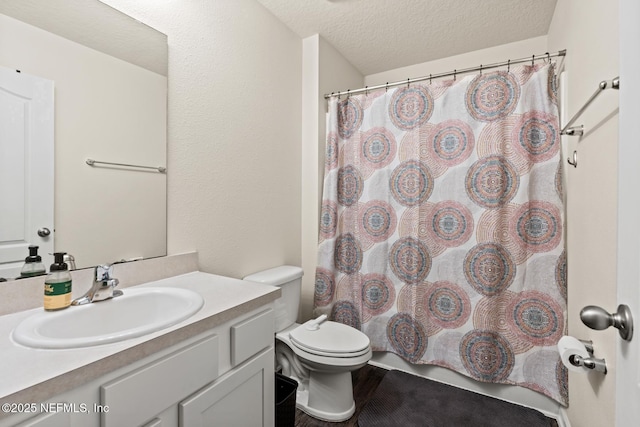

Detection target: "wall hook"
[567, 150, 578, 168]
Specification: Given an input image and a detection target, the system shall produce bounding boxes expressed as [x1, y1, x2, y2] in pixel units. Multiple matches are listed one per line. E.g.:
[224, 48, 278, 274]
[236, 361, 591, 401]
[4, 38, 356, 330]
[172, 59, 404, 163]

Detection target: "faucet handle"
[95, 264, 115, 281]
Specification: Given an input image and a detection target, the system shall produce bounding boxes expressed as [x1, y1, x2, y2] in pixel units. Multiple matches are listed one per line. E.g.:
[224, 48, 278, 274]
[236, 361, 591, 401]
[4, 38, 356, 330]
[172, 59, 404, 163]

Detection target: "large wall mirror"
[0, 0, 168, 279]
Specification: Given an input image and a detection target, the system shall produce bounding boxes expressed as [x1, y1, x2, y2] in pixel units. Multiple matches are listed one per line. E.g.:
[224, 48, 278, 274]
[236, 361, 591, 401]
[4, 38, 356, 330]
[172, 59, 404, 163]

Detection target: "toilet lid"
[289, 320, 370, 356]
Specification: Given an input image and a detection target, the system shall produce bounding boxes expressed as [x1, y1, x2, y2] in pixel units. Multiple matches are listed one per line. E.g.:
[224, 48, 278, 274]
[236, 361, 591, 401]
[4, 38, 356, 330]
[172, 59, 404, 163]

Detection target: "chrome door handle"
[37, 227, 51, 237]
[580, 304, 634, 341]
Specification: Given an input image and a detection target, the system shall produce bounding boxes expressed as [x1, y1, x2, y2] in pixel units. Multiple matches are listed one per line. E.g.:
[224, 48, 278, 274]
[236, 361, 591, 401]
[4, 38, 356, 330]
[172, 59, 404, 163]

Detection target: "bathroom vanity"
[0, 271, 280, 427]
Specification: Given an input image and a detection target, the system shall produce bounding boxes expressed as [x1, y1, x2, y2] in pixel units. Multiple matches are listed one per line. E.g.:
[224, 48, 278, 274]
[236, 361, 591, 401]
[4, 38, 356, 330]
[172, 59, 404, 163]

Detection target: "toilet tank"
[243, 266, 304, 332]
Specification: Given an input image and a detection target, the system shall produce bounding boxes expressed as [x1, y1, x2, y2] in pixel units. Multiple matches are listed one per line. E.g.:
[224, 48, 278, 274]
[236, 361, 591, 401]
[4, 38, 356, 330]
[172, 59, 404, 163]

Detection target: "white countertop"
[0, 271, 279, 410]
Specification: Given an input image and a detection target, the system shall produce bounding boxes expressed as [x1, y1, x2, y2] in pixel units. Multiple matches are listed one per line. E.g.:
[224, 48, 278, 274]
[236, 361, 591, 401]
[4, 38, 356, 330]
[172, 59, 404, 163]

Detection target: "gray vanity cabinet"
[179, 348, 273, 426]
[178, 308, 276, 426]
[4, 307, 275, 427]
[100, 333, 220, 426]
[102, 307, 275, 427]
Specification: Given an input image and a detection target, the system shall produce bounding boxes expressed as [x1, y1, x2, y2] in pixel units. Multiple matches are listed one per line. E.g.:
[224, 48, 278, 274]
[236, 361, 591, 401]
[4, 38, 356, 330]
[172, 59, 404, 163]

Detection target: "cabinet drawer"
[100, 333, 219, 427]
[231, 308, 274, 366]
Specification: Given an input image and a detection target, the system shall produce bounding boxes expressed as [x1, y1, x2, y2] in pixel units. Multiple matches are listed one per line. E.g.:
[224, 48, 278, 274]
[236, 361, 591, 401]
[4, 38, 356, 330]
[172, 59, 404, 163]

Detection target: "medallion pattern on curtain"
[315, 64, 568, 405]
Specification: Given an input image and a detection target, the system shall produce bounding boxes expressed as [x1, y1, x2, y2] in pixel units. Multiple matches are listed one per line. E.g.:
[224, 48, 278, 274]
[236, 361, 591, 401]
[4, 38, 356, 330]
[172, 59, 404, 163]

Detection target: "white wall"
[0, 13, 167, 269]
[365, 36, 548, 86]
[102, 0, 303, 279]
[548, 1, 620, 426]
[300, 34, 363, 321]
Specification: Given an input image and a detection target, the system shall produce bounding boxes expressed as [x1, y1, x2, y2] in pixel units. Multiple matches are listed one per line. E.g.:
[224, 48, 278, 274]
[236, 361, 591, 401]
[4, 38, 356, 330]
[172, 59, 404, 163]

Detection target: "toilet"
[243, 266, 372, 422]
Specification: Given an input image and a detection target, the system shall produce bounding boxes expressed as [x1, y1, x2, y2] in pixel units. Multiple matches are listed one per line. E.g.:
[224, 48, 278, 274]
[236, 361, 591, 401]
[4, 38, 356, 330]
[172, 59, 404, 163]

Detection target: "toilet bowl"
[244, 266, 372, 422]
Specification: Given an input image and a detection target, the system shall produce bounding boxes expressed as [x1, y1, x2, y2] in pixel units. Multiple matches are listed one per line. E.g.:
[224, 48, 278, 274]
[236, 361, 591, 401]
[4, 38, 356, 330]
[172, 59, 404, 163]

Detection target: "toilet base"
[295, 370, 356, 422]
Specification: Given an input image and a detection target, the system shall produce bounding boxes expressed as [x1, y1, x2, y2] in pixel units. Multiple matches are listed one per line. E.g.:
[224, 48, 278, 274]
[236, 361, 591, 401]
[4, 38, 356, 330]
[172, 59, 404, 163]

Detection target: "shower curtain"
[314, 63, 568, 405]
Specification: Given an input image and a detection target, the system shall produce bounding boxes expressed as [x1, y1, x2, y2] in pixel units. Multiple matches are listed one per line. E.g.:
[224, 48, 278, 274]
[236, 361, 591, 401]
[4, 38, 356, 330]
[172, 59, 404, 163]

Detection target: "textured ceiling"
[0, 0, 167, 75]
[256, 0, 558, 75]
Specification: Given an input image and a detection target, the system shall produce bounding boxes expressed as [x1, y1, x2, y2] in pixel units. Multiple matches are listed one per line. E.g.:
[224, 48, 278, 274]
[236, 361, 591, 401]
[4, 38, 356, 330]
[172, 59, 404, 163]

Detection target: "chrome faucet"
[72, 264, 122, 305]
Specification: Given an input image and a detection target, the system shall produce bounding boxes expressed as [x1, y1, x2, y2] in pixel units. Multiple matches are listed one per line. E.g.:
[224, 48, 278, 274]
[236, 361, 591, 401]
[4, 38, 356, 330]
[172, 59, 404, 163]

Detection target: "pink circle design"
[507, 290, 564, 347]
[464, 243, 516, 296]
[387, 312, 428, 363]
[427, 281, 471, 329]
[389, 237, 431, 284]
[319, 201, 338, 240]
[389, 86, 434, 130]
[325, 132, 339, 171]
[429, 120, 475, 167]
[331, 300, 361, 330]
[361, 273, 395, 318]
[359, 200, 397, 243]
[511, 111, 560, 163]
[314, 268, 335, 307]
[337, 98, 363, 139]
[390, 160, 434, 207]
[337, 165, 363, 207]
[460, 330, 515, 382]
[465, 156, 519, 209]
[428, 201, 474, 248]
[360, 127, 397, 169]
[510, 201, 562, 253]
[334, 233, 363, 274]
[465, 71, 521, 122]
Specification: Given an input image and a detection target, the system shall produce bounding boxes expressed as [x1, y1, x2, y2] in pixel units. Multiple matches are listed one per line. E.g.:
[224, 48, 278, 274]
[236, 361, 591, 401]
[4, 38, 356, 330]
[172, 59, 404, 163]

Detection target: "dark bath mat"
[358, 370, 553, 427]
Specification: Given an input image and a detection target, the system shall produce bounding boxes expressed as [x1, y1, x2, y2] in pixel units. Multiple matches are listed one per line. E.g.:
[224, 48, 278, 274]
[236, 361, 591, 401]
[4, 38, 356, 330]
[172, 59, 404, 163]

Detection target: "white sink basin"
[12, 287, 204, 349]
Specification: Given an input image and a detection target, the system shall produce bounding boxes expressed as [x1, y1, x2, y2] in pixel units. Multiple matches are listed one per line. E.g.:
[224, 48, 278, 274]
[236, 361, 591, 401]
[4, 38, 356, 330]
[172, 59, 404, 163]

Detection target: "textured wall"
[103, 0, 303, 279]
[548, 1, 620, 426]
[300, 34, 363, 321]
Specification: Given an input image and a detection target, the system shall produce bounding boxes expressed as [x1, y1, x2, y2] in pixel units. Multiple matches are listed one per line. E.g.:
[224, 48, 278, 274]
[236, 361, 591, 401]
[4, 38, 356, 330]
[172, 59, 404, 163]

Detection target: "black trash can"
[275, 373, 298, 427]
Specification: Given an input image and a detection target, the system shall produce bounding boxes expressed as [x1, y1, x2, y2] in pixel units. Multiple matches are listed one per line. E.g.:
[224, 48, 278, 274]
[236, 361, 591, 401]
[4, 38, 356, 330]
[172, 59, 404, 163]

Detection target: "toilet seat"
[289, 320, 370, 358]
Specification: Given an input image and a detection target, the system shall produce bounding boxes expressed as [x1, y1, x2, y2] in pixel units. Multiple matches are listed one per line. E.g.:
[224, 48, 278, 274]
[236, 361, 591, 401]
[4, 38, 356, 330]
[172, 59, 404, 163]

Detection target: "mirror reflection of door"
[0, 66, 54, 279]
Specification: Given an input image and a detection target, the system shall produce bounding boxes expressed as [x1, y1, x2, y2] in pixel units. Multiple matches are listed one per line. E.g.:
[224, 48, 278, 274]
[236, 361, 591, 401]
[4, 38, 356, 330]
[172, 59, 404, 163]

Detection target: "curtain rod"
[324, 49, 566, 99]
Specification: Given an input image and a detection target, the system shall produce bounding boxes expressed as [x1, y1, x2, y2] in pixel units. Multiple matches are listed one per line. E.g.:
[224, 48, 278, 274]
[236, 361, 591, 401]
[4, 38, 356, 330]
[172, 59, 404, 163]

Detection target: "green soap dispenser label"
[44, 280, 72, 310]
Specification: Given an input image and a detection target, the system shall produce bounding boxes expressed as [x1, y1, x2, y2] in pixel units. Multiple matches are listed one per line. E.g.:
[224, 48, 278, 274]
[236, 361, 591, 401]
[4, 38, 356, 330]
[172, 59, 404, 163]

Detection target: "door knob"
[37, 227, 51, 237]
[580, 304, 634, 341]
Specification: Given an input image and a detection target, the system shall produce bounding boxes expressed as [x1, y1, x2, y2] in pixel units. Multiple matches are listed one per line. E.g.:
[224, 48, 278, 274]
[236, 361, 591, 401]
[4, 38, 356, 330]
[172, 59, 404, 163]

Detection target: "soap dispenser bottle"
[44, 252, 72, 311]
[20, 245, 46, 278]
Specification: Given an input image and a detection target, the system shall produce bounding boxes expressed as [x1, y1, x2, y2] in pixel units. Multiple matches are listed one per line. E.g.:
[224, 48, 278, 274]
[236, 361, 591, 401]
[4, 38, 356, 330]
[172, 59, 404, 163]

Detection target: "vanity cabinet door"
[13, 411, 71, 427]
[100, 333, 219, 427]
[179, 348, 274, 427]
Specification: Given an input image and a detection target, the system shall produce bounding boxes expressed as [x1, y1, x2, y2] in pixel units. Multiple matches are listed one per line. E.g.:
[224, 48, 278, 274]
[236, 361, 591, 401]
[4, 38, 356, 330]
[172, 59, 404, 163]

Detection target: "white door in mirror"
[0, 66, 54, 279]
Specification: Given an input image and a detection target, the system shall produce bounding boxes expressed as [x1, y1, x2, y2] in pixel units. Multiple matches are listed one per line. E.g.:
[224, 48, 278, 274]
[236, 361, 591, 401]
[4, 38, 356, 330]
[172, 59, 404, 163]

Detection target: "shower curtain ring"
[385, 82, 389, 92]
[407, 78, 410, 88]
[365, 86, 368, 96]
[532, 55, 535, 66]
[347, 89, 350, 98]
[547, 52, 551, 63]
[507, 59, 511, 72]
[480, 65, 483, 75]
[429, 74, 432, 85]
[454, 70, 457, 81]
